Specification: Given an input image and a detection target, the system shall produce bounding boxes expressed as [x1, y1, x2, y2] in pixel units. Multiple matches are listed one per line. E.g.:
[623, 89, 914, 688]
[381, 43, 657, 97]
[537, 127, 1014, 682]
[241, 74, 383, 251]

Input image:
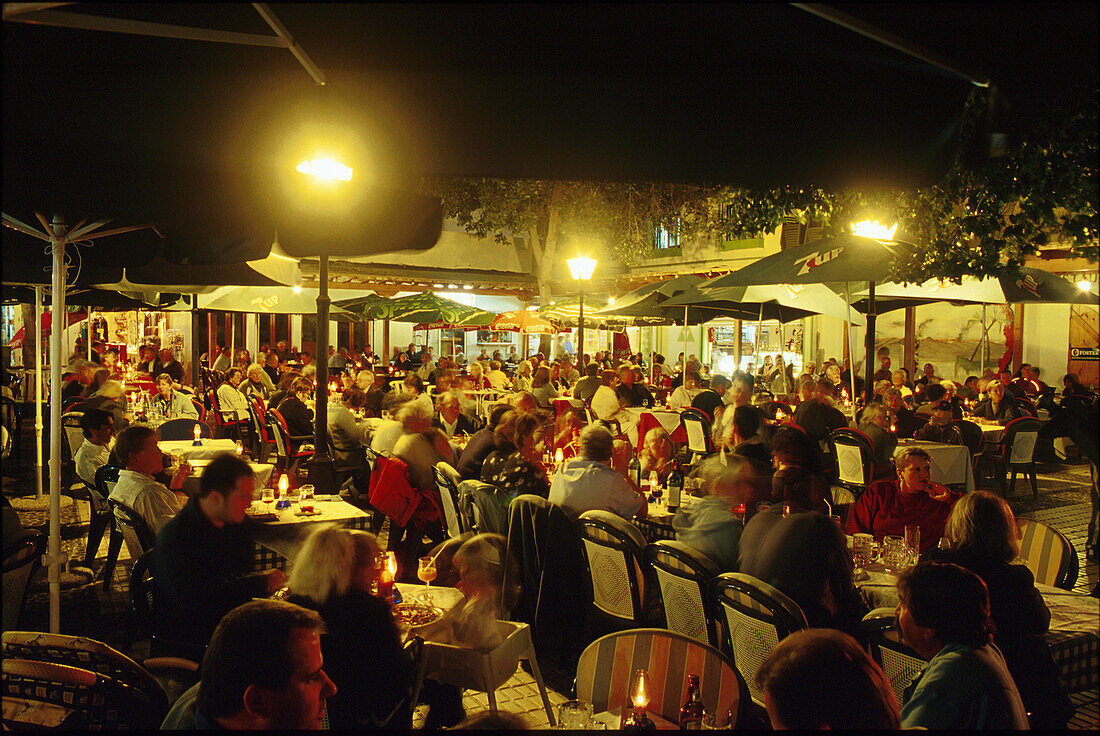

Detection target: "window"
[649, 219, 681, 256]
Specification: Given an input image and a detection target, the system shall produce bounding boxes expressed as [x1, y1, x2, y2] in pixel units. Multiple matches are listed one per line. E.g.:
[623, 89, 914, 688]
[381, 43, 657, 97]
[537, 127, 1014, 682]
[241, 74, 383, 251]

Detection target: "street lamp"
[849, 219, 898, 407]
[567, 256, 596, 369]
[297, 157, 353, 493]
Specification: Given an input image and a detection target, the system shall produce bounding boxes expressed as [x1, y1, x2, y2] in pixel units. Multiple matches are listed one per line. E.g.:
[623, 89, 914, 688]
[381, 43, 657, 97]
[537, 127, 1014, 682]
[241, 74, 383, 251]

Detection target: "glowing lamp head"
[278, 474, 289, 495]
[850, 220, 898, 240]
[567, 256, 597, 281]
[554, 448, 563, 464]
[1078, 280, 1091, 292]
[295, 158, 353, 181]
[292, 285, 302, 294]
[386, 551, 397, 577]
[193, 423, 201, 441]
[630, 669, 651, 709]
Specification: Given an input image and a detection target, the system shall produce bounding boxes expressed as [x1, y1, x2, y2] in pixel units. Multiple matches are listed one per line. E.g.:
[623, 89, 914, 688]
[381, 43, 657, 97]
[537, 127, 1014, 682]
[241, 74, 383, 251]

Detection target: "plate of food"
[393, 603, 444, 630]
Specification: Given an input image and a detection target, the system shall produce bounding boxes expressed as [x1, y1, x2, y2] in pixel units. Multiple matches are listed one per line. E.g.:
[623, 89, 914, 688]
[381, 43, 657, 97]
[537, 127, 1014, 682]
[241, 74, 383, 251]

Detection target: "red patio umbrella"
[6, 310, 87, 348]
[490, 310, 562, 335]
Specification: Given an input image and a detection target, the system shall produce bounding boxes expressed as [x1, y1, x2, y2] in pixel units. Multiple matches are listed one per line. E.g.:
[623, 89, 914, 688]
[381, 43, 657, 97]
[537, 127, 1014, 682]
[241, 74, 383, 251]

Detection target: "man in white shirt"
[109, 425, 192, 534]
[549, 425, 646, 519]
[432, 391, 479, 440]
[485, 361, 512, 391]
[75, 408, 115, 486]
[211, 346, 233, 373]
[217, 368, 250, 421]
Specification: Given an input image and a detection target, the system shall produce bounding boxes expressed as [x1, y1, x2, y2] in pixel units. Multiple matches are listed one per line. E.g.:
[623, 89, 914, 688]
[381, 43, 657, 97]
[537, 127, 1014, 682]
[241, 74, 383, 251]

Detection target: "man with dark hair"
[109, 425, 190, 533]
[738, 506, 865, 638]
[896, 562, 1028, 729]
[433, 391, 479, 440]
[793, 379, 847, 445]
[153, 454, 287, 661]
[158, 347, 185, 385]
[757, 629, 900, 730]
[455, 404, 512, 480]
[914, 401, 963, 444]
[161, 599, 336, 729]
[914, 382, 947, 416]
[573, 362, 601, 403]
[957, 374, 980, 401]
[74, 408, 114, 485]
[673, 453, 768, 570]
[617, 363, 654, 408]
[212, 346, 233, 373]
[691, 374, 731, 423]
[729, 404, 770, 464]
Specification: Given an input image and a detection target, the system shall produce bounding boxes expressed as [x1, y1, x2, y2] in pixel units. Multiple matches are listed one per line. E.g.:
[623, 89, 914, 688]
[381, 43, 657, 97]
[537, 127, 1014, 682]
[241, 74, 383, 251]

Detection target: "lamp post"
[297, 158, 353, 493]
[567, 256, 596, 370]
[849, 220, 898, 406]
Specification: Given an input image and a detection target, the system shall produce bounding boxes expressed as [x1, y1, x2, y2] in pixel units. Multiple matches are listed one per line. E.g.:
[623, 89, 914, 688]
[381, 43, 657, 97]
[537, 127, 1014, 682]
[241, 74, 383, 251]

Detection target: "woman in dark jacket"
[285, 527, 413, 729]
[770, 425, 829, 514]
[921, 491, 1072, 729]
[275, 376, 315, 441]
[481, 413, 549, 499]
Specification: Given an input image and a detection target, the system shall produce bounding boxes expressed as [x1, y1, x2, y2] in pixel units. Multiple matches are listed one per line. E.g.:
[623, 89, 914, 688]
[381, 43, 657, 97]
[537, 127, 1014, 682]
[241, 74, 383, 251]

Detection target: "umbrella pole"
[47, 216, 67, 634]
[980, 304, 987, 375]
[683, 306, 688, 373]
[87, 309, 93, 360]
[754, 304, 763, 376]
[34, 286, 44, 502]
[843, 282, 858, 422]
[863, 280, 877, 405]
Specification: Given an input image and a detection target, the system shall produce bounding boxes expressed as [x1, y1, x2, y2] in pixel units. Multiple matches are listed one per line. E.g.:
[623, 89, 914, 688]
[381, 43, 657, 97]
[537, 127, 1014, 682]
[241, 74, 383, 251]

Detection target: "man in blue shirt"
[896, 562, 1029, 730]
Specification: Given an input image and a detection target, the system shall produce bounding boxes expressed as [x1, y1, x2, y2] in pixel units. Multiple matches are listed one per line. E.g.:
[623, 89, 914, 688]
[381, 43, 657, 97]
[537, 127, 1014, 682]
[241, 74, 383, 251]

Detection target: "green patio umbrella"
[381, 292, 495, 326]
[329, 292, 398, 320]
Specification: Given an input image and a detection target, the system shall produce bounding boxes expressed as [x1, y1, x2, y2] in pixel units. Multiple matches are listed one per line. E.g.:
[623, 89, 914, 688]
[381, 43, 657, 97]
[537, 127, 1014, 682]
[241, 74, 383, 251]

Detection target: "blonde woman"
[466, 360, 491, 390]
[286, 526, 412, 728]
[511, 359, 533, 392]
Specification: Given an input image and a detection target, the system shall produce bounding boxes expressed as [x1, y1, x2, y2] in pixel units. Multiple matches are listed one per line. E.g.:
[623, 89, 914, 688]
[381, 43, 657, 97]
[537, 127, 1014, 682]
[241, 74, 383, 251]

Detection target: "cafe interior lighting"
[850, 220, 898, 239]
[1078, 279, 1091, 291]
[295, 158, 353, 181]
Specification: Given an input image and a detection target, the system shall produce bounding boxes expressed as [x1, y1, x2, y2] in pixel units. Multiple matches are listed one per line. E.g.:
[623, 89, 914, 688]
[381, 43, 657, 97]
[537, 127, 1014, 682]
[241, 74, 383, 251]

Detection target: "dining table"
[630, 408, 687, 448]
[855, 563, 1099, 695]
[178, 459, 274, 497]
[894, 438, 975, 491]
[157, 438, 240, 463]
[248, 494, 372, 571]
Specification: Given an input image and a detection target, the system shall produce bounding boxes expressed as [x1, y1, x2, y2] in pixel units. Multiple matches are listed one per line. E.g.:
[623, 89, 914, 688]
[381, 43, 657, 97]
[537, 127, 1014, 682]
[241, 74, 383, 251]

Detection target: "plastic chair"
[679, 407, 712, 461]
[157, 418, 211, 441]
[432, 462, 467, 539]
[102, 498, 156, 591]
[575, 628, 743, 726]
[987, 417, 1042, 498]
[190, 398, 207, 423]
[643, 540, 721, 647]
[60, 411, 85, 488]
[61, 395, 85, 413]
[421, 620, 556, 726]
[1017, 518, 1079, 590]
[862, 607, 927, 708]
[712, 572, 808, 707]
[577, 510, 649, 628]
[1015, 397, 1038, 418]
[2, 529, 45, 632]
[245, 395, 274, 463]
[2, 656, 163, 730]
[951, 418, 985, 471]
[828, 427, 875, 501]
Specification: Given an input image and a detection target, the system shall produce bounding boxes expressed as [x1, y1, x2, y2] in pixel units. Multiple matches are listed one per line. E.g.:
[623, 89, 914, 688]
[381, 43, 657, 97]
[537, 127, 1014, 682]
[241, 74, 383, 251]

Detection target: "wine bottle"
[628, 455, 641, 488]
[679, 674, 704, 729]
[667, 464, 683, 511]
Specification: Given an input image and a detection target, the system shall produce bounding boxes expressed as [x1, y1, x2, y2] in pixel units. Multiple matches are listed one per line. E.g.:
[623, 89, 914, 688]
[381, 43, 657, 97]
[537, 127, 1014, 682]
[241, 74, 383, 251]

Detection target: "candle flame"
[386, 552, 397, 576]
[554, 448, 563, 463]
[630, 669, 650, 709]
[193, 423, 201, 439]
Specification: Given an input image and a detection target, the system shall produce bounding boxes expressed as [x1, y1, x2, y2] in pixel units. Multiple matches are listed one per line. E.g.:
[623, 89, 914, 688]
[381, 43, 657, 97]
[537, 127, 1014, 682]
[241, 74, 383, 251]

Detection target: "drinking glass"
[852, 533, 875, 569]
[417, 556, 437, 605]
[299, 485, 315, 513]
[260, 488, 275, 509]
[557, 700, 593, 730]
[169, 449, 183, 473]
[904, 524, 921, 564]
[702, 712, 730, 730]
[882, 535, 907, 571]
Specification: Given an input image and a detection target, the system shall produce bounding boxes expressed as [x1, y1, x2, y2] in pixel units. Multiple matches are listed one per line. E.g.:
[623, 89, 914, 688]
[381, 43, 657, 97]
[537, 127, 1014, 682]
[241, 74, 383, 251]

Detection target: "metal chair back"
[828, 427, 875, 497]
[1017, 517, 1079, 590]
[680, 407, 712, 458]
[712, 572, 808, 706]
[432, 462, 465, 540]
[2, 530, 46, 632]
[861, 607, 928, 708]
[577, 510, 648, 625]
[644, 540, 721, 647]
[107, 499, 156, 562]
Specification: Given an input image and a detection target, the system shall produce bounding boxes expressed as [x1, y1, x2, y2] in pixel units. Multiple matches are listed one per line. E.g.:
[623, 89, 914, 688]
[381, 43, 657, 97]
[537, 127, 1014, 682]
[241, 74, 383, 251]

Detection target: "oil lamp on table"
[621, 668, 655, 731]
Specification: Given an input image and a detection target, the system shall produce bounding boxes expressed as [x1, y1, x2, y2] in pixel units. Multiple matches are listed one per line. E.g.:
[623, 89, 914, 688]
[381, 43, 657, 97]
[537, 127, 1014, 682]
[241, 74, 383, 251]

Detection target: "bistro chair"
[1, 395, 22, 465]
[951, 418, 985, 473]
[80, 478, 116, 569]
[1015, 397, 1039, 418]
[207, 388, 244, 442]
[1, 630, 197, 713]
[643, 540, 722, 648]
[103, 499, 156, 592]
[60, 395, 85, 413]
[1, 655, 165, 730]
[862, 607, 927, 708]
[267, 408, 314, 480]
[190, 397, 207, 423]
[711, 572, 807, 707]
[157, 418, 211, 441]
[432, 462, 467, 540]
[575, 628, 743, 726]
[93, 465, 123, 590]
[987, 417, 1042, 498]
[1017, 518, 1079, 590]
[679, 407, 712, 463]
[245, 394, 274, 463]
[2, 529, 45, 632]
[60, 411, 85, 489]
[577, 510, 649, 630]
[827, 427, 876, 503]
[129, 551, 208, 665]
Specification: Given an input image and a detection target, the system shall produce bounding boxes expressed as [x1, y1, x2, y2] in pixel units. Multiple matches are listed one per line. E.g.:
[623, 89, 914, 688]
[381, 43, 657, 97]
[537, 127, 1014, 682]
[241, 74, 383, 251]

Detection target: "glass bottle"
[679, 674, 704, 729]
[666, 464, 683, 511]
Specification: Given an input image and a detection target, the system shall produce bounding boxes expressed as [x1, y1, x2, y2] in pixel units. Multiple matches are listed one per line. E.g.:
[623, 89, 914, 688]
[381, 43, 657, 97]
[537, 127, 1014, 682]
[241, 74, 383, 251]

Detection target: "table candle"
[378, 552, 396, 601]
[192, 423, 202, 445]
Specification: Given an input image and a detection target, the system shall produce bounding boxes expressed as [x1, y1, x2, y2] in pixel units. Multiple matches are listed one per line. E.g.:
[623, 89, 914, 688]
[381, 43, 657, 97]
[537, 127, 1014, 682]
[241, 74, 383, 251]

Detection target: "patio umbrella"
[356, 292, 496, 327]
[595, 274, 706, 319]
[165, 286, 360, 320]
[330, 293, 398, 320]
[489, 309, 562, 335]
[850, 267, 1100, 374]
[703, 233, 914, 403]
[539, 295, 664, 328]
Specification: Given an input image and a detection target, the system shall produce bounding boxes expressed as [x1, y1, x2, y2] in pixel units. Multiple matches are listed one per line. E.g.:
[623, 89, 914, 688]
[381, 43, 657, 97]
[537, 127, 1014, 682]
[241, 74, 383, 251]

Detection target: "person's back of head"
[944, 490, 1019, 562]
[710, 374, 731, 393]
[814, 379, 834, 400]
[732, 404, 761, 442]
[80, 407, 113, 438]
[897, 562, 994, 649]
[585, 363, 599, 378]
[924, 383, 946, 403]
[114, 425, 156, 467]
[757, 628, 900, 730]
[196, 599, 328, 728]
[578, 424, 614, 463]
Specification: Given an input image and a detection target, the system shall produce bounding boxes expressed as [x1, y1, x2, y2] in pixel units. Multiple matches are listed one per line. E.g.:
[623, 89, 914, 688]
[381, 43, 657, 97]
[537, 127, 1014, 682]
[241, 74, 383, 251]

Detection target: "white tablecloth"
[158, 438, 240, 463]
[894, 439, 974, 491]
[250, 497, 371, 562]
[180, 461, 274, 495]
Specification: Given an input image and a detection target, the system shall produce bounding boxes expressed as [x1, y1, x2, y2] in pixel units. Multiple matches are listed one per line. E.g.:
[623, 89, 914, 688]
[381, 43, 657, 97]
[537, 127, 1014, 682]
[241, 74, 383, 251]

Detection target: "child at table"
[432, 533, 514, 651]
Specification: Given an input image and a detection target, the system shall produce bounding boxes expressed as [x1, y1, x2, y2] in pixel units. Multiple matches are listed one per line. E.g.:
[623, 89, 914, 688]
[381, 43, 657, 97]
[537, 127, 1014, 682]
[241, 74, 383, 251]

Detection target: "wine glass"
[261, 488, 275, 510]
[417, 556, 437, 605]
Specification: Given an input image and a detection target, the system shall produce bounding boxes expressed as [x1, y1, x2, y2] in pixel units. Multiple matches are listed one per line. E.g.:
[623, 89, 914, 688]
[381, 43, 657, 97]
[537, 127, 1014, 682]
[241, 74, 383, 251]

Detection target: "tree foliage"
[420, 89, 1096, 286]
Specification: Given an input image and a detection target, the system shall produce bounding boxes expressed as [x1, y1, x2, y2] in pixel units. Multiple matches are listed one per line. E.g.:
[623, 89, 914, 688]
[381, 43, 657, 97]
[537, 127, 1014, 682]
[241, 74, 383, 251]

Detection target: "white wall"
[1023, 303, 1071, 381]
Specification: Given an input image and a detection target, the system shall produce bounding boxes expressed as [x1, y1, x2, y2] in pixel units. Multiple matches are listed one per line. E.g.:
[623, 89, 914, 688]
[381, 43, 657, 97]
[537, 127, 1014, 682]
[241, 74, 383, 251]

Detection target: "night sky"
[4, 3, 1096, 198]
